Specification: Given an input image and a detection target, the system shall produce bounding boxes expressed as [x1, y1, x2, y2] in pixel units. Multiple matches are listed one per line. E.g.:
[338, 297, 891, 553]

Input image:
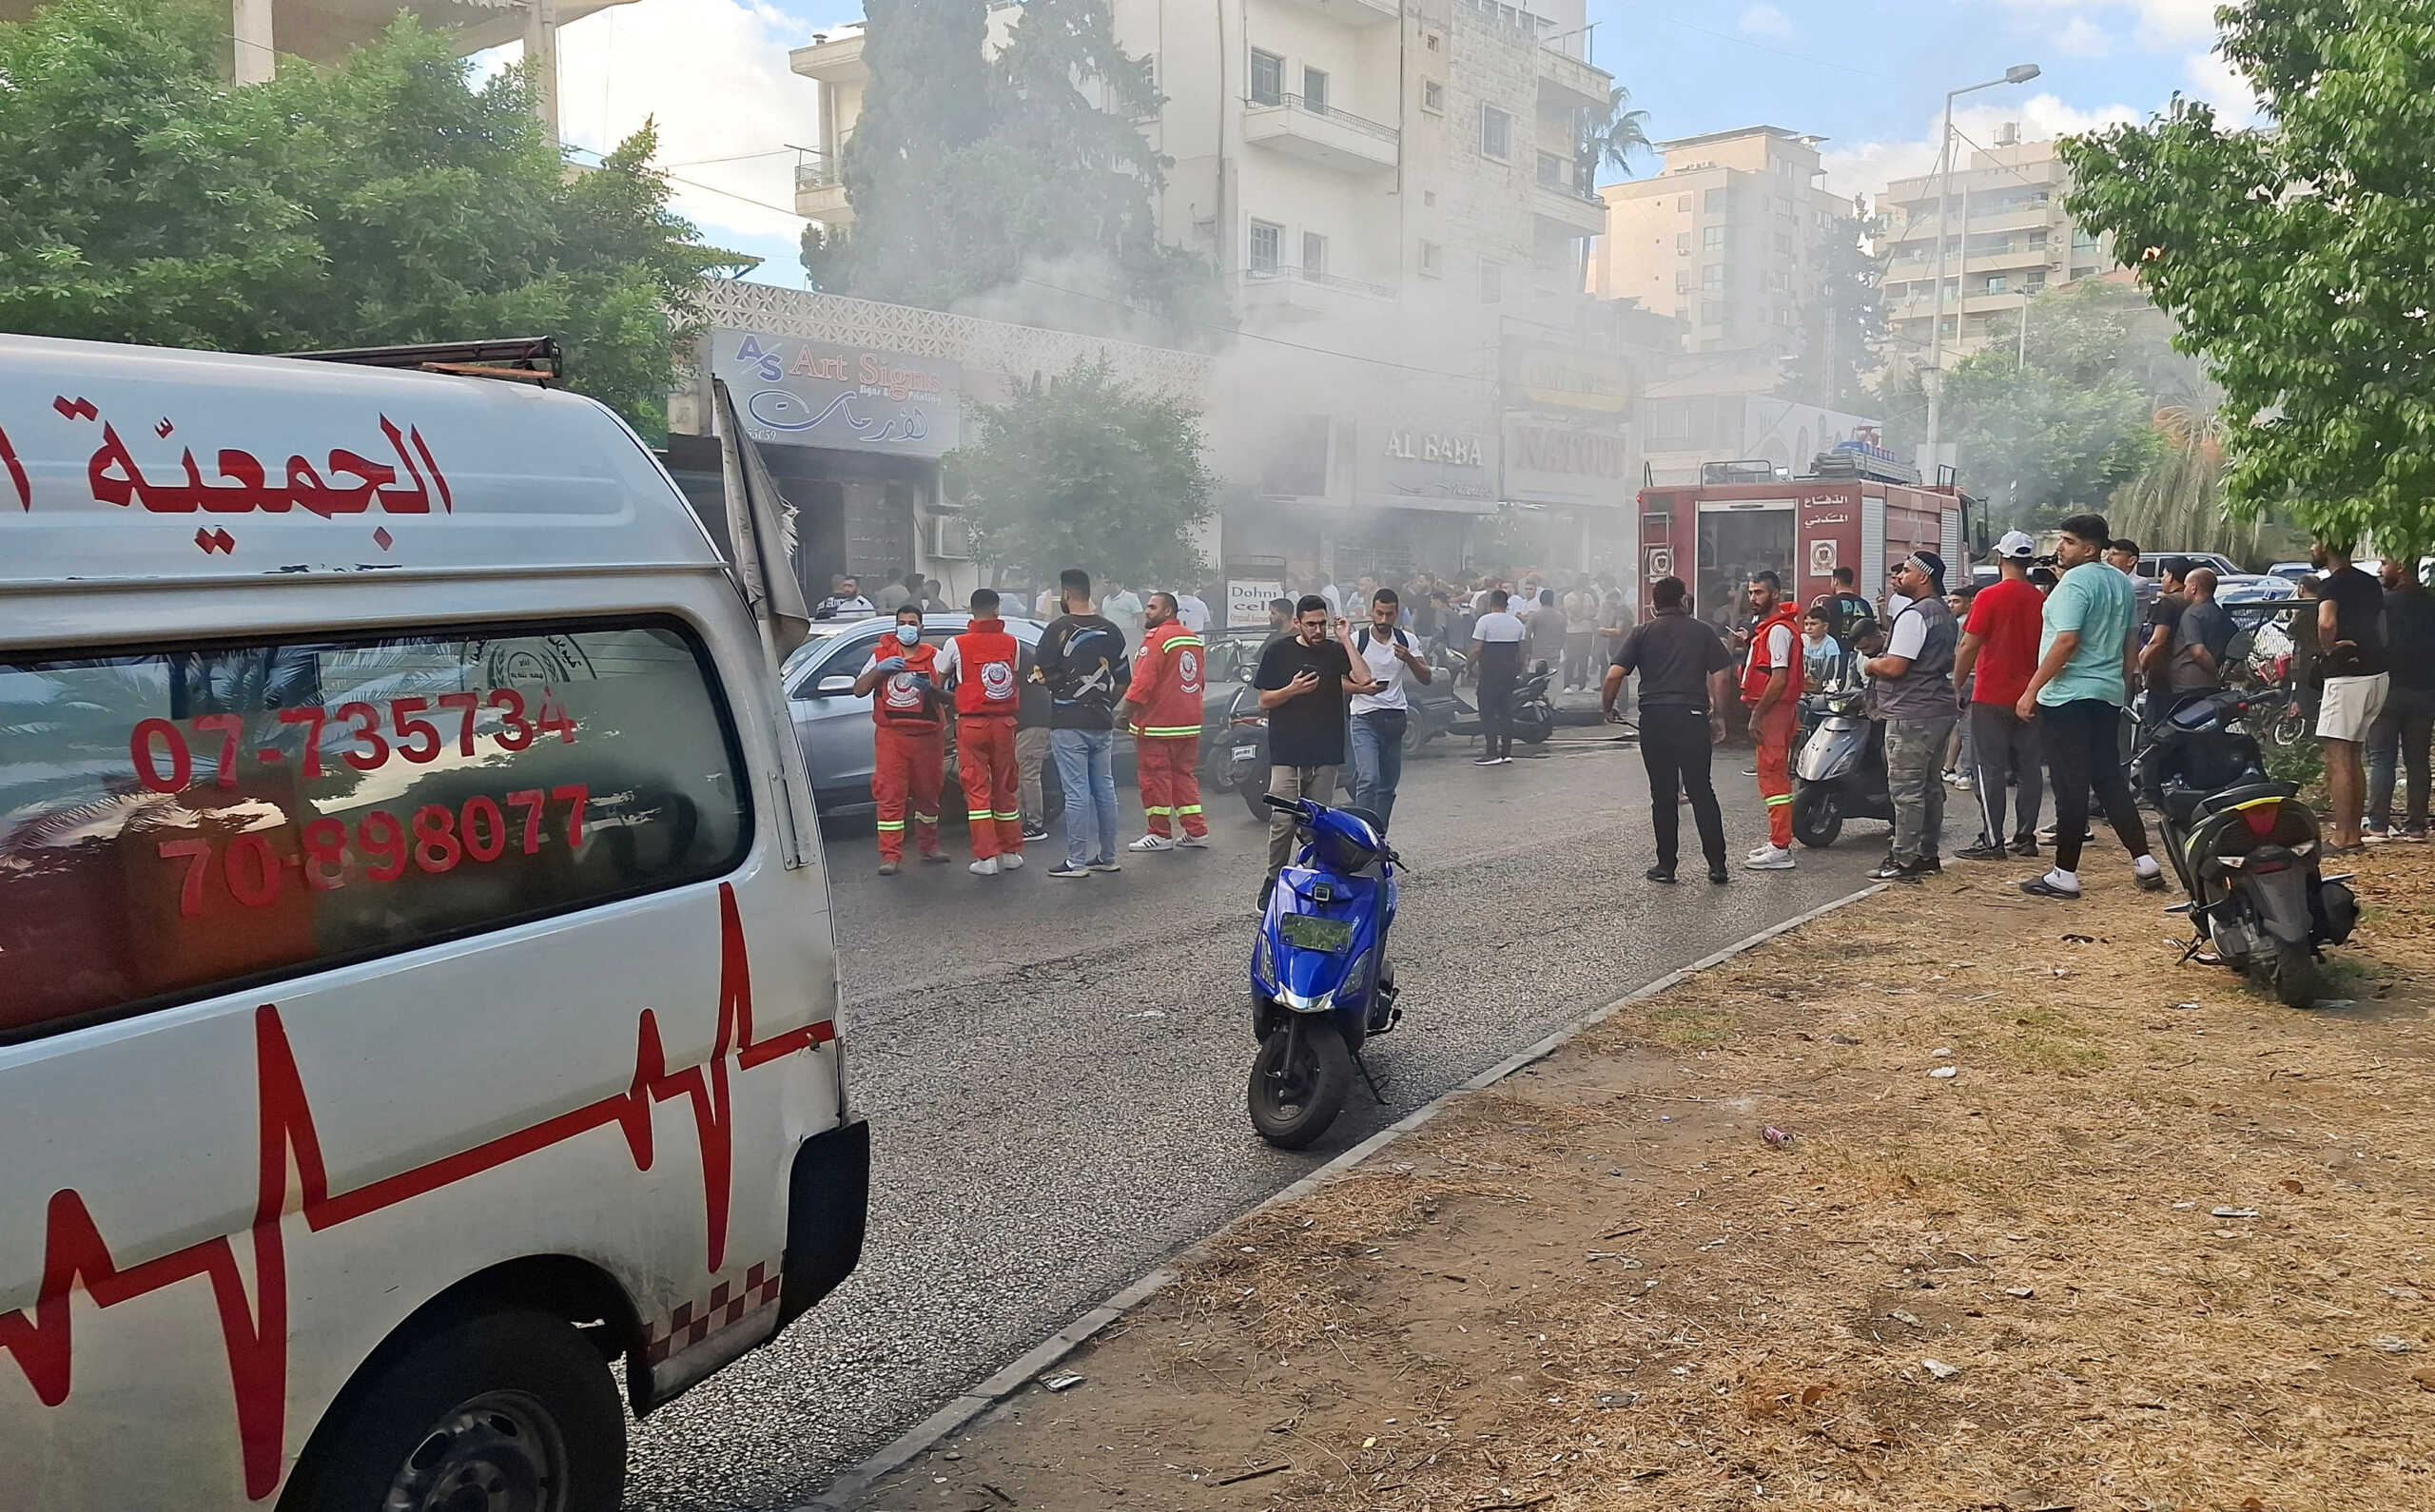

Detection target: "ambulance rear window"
[0, 617, 751, 1042]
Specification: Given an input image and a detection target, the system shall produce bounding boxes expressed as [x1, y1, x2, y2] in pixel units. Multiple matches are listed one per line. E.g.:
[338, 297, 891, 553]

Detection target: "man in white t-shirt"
[1339, 588, 1433, 829]
[1174, 590, 1211, 635]
[1102, 582, 1145, 643]
[1470, 590, 1529, 766]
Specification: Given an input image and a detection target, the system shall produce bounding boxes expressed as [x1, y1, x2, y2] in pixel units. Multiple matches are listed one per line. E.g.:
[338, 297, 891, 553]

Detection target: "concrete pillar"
[231, 0, 274, 84]
[523, 0, 560, 144]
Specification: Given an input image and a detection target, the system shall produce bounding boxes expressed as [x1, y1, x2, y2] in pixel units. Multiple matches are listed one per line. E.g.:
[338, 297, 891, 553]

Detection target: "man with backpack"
[1813, 564, 1880, 651]
[1339, 588, 1432, 831]
[936, 590, 1029, 876]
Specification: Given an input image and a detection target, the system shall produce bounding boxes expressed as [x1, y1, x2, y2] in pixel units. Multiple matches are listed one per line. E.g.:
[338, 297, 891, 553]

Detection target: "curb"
[796, 881, 1886, 1511]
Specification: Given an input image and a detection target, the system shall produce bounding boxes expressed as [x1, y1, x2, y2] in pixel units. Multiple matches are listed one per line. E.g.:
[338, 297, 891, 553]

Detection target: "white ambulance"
[0, 335, 867, 1510]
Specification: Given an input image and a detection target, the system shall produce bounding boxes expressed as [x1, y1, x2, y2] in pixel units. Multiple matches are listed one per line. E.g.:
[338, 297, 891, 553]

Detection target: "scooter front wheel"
[1791, 785, 1842, 848]
[1249, 1017, 1354, 1149]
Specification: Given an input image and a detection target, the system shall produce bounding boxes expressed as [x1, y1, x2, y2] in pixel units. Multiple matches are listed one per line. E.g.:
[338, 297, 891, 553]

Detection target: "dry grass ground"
[861, 845, 2435, 1512]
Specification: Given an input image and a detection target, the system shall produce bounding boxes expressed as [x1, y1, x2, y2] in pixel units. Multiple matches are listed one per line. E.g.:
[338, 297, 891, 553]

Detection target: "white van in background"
[0, 335, 867, 1510]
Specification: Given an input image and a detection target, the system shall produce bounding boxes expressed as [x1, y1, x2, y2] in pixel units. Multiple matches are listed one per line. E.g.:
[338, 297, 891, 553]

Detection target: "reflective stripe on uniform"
[1178, 804, 1203, 816]
[1142, 805, 1173, 817]
[1765, 794, 1794, 805]
[876, 820, 906, 831]
[993, 810, 1023, 821]
[913, 812, 938, 824]
[967, 808, 994, 821]
[1135, 725, 1202, 738]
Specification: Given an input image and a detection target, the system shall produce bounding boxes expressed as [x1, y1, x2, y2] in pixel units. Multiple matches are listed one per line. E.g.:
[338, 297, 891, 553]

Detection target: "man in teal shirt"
[2015, 512, 2167, 900]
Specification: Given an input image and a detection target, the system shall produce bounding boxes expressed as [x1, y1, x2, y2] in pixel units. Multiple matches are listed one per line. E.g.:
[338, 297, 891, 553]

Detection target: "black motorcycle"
[1443, 654, 1557, 748]
[2137, 688, 2358, 1007]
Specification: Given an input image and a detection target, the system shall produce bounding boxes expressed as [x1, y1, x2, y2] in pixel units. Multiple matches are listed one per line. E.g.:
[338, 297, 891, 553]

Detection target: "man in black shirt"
[2367, 556, 2432, 841]
[1254, 594, 1377, 888]
[1603, 575, 1735, 884]
[1033, 569, 1131, 876]
[2310, 537, 2391, 848]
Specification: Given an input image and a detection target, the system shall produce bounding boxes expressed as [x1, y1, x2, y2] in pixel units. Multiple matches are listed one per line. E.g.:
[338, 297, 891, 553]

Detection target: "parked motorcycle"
[1249, 793, 1401, 1148]
[2137, 687, 2358, 1008]
[1789, 682, 1892, 847]
[1211, 673, 1272, 821]
[1443, 656, 1558, 747]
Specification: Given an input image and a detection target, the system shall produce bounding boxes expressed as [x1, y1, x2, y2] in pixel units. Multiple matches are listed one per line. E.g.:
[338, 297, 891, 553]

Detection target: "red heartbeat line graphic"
[194, 527, 236, 553]
[0, 424, 28, 511]
[51, 396, 97, 422]
[0, 882, 829, 1501]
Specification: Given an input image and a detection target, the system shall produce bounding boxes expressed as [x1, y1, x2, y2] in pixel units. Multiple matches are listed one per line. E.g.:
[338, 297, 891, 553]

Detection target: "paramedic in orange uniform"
[936, 590, 1028, 876]
[1740, 570, 1805, 871]
[1122, 591, 1209, 851]
[852, 604, 948, 875]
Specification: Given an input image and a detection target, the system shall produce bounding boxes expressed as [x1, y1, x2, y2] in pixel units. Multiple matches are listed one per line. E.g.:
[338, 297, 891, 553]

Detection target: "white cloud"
[2183, 48, 2262, 128]
[1820, 92, 2141, 201]
[2053, 15, 2114, 57]
[479, 0, 822, 262]
[1737, 2, 1798, 40]
[1990, 0, 2215, 50]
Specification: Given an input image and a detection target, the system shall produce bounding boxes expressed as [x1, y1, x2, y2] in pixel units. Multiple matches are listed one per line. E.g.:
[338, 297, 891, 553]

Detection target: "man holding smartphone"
[1255, 595, 1379, 901]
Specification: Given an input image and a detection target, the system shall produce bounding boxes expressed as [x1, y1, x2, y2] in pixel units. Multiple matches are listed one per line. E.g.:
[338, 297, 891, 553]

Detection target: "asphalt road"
[621, 730, 1883, 1511]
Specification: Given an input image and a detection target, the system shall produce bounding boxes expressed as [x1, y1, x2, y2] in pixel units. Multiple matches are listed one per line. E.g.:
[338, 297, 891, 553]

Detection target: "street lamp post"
[1922, 62, 2039, 486]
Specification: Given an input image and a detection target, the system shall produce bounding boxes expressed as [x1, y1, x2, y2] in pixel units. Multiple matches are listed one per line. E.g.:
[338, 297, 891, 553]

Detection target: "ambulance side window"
[0, 616, 752, 1044]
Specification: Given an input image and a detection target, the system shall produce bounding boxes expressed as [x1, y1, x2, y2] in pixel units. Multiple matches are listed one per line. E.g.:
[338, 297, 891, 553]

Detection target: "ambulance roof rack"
[281, 337, 562, 386]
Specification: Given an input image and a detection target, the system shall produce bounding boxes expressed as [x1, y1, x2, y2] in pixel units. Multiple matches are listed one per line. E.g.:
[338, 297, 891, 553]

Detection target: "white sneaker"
[1127, 834, 1177, 852]
[1747, 843, 1776, 861]
[968, 858, 1000, 877]
[1744, 844, 1796, 871]
[998, 851, 1025, 871]
[1176, 834, 1209, 848]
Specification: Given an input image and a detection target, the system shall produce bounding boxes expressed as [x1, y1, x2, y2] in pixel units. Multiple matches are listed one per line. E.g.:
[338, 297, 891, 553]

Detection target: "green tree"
[0, 0, 739, 433]
[2058, 0, 2435, 553]
[1881, 281, 2177, 529]
[1782, 204, 1884, 413]
[946, 357, 1216, 589]
[804, 0, 1214, 339]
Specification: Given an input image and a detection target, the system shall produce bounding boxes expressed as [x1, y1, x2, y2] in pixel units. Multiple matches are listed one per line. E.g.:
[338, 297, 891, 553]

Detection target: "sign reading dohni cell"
[714, 330, 962, 457]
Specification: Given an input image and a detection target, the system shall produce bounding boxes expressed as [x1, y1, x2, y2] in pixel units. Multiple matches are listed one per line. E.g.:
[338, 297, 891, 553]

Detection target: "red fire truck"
[1637, 442, 1971, 633]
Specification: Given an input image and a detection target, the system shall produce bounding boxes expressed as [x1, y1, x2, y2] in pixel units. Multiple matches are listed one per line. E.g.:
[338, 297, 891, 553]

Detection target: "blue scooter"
[1249, 794, 1401, 1148]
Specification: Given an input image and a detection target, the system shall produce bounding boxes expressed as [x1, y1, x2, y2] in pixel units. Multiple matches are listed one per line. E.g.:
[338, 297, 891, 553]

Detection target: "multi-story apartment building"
[1877, 126, 2114, 362]
[785, 0, 1650, 587]
[1591, 126, 1859, 372]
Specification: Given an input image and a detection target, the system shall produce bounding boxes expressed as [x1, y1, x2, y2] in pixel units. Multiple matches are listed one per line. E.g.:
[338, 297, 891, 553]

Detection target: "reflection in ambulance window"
[0, 619, 751, 1043]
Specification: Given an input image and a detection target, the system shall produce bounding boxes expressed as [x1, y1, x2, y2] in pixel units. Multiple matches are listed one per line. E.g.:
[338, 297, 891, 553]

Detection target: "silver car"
[783, 612, 1137, 818]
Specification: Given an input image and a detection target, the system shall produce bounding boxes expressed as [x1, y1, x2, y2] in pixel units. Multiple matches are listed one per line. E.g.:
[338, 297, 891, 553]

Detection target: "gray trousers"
[1886, 715, 1957, 865]
[1968, 701, 2044, 843]
[1266, 764, 1337, 874]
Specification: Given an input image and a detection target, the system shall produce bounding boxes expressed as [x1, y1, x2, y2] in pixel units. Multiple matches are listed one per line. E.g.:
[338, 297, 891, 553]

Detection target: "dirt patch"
[858, 846, 2435, 1512]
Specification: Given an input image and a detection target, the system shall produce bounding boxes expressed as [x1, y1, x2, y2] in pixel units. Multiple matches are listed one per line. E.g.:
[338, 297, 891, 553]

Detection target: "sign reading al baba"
[713, 330, 961, 457]
[1370, 421, 1498, 514]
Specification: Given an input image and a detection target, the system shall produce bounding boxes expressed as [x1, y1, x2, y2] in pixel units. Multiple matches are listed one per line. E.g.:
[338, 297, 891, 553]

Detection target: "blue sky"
[498, 0, 2252, 289]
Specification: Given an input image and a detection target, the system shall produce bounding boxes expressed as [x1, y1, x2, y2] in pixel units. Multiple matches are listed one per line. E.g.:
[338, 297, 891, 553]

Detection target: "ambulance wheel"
[279, 1308, 624, 1512]
[1791, 786, 1842, 848]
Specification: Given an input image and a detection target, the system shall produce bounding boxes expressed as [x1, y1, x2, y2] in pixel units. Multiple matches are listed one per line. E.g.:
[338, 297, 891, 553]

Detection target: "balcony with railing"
[1241, 92, 1399, 172]
[1240, 262, 1396, 322]
[794, 146, 850, 223]
[1270, 0, 1398, 24]
[1532, 152, 1606, 233]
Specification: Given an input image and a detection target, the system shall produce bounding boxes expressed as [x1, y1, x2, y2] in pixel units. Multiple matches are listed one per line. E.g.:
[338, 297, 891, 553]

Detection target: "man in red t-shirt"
[1951, 532, 2049, 861]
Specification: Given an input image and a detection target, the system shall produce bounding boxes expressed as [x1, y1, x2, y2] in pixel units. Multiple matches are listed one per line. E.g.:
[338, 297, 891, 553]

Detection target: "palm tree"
[2113, 404, 2247, 562]
[1578, 85, 1652, 189]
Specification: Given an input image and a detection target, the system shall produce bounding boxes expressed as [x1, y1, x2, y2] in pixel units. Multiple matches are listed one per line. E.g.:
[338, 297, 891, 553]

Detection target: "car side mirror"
[814, 675, 858, 696]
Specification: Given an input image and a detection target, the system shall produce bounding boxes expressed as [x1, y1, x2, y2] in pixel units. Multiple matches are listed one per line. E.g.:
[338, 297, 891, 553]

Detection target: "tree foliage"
[0, 0, 738, 434]
[1782, 204, 1884, 414]
[1881, 280, 2189, 529]
[803, 0, 1214, 340]
[946, 358, 1215, 589]
[1579, 85, 1651, 186]
[2058, 0, 2435, 554]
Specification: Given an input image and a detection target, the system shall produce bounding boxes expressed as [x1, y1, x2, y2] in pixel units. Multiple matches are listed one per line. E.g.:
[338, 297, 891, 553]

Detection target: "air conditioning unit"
[926, 513, 973, 560]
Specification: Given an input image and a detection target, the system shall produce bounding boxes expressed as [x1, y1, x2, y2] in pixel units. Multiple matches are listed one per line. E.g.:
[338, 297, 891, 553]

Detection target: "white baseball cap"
[1997, 530, 2038, 560]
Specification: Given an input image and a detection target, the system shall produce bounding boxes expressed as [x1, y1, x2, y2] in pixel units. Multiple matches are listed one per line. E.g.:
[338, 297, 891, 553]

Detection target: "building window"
[1302, 66, 1328, 114]
[2071, 225, 2100, 251]
[1677, 194, 1691, 212]
[1421, 79, 1443, 113]
[1675, 232, 1690, 255]
[1249, 220, 1281, 272]
[1701, 300, 1724, 324]
[1478, 258, 1503, 303]
[1774, 232, 1793, 255]
[1249, 48, 1283, 107]
[1537, 151, 1566, 188]
[1703, 224, 1724, 252]
[1776, 195, 1794, 218]
[1704, 186, 1726, 213]
[1985, 274, 2008, 294]
[1674, 305, 1690, 322]
[1426, 30, 1438, 48]
[1480, 106, 1510, 161]
[1675, 269, 1693, 294]
[1702, 263, 1724, 291]
[1303, 231, 1327, 278]
[1419, 240, 1441, 277]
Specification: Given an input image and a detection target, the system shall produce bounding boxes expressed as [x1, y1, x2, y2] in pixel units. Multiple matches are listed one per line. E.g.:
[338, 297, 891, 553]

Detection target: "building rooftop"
[1651, 126, 1825, 152]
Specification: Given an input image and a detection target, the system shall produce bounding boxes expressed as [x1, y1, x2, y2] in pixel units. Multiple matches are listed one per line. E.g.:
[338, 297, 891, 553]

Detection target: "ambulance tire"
[280, 1307, 624, 1512]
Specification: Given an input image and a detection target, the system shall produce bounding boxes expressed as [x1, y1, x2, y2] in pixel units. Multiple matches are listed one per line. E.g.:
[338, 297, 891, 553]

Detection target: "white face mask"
[893, 625, 921, 647]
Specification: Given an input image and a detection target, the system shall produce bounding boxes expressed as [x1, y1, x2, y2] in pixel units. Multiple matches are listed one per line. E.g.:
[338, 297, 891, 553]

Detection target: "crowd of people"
[836, 526, 2425, 901]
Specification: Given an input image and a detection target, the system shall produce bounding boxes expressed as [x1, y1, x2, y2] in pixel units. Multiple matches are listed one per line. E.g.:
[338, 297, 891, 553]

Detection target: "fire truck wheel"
[280, 1307, 625, 1512]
